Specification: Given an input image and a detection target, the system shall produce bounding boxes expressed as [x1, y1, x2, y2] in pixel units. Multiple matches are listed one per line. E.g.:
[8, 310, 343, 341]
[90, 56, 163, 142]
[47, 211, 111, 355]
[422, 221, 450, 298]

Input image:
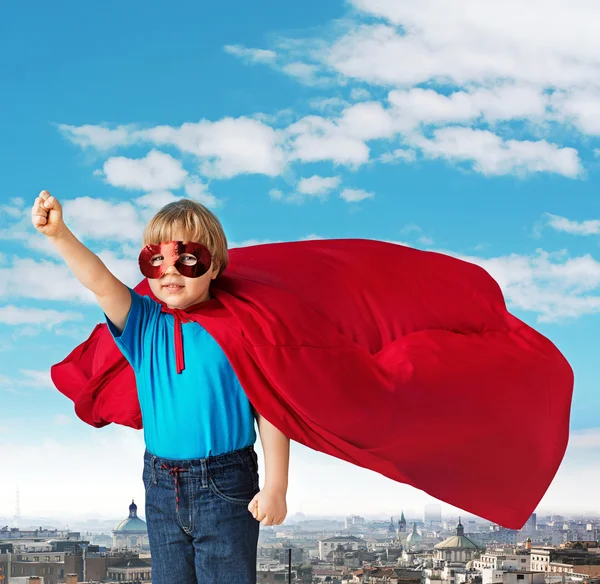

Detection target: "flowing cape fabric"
[51, 239, 573, 529]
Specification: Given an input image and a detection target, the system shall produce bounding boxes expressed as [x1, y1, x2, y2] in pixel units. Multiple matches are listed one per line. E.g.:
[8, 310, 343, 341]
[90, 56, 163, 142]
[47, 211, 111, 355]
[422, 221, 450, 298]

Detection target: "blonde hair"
[142, 199, 229, 277]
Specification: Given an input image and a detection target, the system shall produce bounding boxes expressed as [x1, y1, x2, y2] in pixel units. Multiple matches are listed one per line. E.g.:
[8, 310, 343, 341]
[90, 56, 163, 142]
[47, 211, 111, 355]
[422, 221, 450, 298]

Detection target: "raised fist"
[31, 190, 66, 238]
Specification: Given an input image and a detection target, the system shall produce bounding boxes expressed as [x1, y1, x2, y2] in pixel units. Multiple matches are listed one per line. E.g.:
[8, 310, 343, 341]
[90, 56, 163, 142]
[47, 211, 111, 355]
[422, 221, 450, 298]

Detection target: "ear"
[210, 262, 220, 280]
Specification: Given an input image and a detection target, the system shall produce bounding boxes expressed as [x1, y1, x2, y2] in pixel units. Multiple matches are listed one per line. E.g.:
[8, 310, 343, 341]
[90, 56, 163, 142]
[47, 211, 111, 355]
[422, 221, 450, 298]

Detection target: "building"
[318, 536, 364, 560]
[473, 550, 531, 584]
[434, 520, 482, 564]
[388, 517, 398, 537]
[530, 546, 600, 577]
[398, 511, 407, 534]
[345, 515, 366, 528]
[106, 557, 152, 582]
[474, 525, 518, 545]
[526, 514, 537, 532]
[112, 500, 149, 551]
[405, 523, 423, 548]
[0, 550, 66, 584]
[473, 551, 530, 572]
[358, 565, 423, 583]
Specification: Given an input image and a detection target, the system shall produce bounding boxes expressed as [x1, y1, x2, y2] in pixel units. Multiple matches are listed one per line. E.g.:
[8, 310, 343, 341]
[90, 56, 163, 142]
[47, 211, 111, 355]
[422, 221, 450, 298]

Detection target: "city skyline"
[2, 0, 600, 523]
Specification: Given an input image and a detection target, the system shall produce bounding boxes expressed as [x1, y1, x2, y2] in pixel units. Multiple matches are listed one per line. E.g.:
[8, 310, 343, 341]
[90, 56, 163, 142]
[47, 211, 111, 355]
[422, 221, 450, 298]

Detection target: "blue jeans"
[142, 446, 260, 584]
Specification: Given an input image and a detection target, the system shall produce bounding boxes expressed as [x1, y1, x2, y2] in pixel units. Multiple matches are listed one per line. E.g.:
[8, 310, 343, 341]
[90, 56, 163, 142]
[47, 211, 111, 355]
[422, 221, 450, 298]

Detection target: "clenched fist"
[31, 190, 66, 238]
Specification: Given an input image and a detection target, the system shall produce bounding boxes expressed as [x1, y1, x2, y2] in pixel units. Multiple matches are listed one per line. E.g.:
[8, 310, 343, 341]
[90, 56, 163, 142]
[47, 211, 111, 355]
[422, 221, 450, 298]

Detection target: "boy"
[38, 189, 574, 536]
[32, 190, 289, 584]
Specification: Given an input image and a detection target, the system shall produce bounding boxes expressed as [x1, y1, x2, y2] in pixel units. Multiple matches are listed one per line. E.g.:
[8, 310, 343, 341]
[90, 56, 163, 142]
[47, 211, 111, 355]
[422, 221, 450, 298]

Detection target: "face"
[142, 230, 219, 310]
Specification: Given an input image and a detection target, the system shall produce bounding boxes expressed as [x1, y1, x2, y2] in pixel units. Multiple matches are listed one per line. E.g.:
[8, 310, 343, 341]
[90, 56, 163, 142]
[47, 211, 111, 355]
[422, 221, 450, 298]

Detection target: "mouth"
[162, 284, 185, 292]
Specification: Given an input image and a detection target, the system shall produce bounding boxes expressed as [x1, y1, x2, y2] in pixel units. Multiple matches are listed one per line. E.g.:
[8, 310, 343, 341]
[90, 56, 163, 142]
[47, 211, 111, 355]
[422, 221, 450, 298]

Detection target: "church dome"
[406, 523, 422, 543]
[113, 499, 147, 533]
[434, 519, 480, 550]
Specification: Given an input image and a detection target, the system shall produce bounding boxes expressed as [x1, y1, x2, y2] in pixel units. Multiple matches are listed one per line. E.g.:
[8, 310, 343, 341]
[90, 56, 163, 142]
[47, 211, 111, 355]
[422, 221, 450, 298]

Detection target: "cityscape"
[2, 500, 600, 583]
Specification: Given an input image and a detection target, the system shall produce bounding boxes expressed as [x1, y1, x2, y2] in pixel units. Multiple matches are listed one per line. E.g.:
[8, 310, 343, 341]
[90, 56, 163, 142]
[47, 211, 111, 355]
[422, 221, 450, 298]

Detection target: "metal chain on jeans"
[160, 464, 189, 513]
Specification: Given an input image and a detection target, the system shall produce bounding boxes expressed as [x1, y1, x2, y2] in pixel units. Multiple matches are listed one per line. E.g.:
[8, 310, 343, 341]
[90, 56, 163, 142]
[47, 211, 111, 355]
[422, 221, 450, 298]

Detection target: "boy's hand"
[31, 190, 66, 238]
[248, 487, 287, 526]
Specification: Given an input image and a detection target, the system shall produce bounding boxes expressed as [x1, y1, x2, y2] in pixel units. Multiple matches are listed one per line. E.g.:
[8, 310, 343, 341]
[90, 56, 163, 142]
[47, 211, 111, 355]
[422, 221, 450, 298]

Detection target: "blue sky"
[1, 0, 599, 522]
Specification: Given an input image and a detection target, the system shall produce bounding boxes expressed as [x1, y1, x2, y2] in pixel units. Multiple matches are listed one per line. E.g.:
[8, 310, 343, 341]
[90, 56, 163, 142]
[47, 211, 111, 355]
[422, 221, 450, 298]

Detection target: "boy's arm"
[50, 228, 131, 332]
[255, 411, 290, 494]
[33, 191, 131, 333]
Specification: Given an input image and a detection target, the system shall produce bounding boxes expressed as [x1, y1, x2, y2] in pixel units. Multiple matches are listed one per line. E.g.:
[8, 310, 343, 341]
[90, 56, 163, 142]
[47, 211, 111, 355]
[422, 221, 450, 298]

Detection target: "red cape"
[51, 239, 573, 529]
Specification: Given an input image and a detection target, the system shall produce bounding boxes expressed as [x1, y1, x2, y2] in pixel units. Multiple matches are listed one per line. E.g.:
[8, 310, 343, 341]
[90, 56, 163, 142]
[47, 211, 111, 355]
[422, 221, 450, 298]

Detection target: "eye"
[179, 254, 197, 266]
[150, 255, 164, 266]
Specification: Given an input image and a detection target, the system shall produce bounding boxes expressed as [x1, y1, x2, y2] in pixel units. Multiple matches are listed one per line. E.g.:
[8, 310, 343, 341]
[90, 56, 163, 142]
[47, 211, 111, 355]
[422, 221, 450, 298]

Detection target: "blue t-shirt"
[105, 287, 256, 460]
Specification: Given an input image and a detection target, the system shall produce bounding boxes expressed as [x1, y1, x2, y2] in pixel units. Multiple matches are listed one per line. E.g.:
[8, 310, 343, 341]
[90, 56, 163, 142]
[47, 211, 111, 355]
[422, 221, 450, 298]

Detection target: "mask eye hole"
[179, 254, 197, 266]
[150, 255, 163, 266]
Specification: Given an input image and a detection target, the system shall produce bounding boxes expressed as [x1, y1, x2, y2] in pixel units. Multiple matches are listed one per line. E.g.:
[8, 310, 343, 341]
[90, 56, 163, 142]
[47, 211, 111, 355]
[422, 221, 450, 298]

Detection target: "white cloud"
[454, 248, 600, 322]
[0, 249, 140, 306]
[411, 128, 582, 178]
[545, 213, 600, 236]
[309, 97, 348, 113]
[297, 175, 341, 196]
[224, 44, 277, 64]
[380, 148, 416, 164]
[0, 197, 26, 219]
[399, 224, 434, 246]
[340, 188, 374, 203]
[0, 258, 93, 304]
[268, 188, 284, 201]
[287, 115, 370, 166]
[350, 87, 371, 101]
[270, 175, 342, 204]
[337, 101, 397, 141]
[19, 369, 54, 389]
[551, 90, 600, 135]
[285, 92, 571, 175]
[60, 118, 286, 180]
[333, 1, 600, 91]
[387, 86, 549, 127]
[281, 62, 321, 85]
[138, 118, 285, 179]
[134, 190, 179, 210]
[184, 178, 219, 208]
[95, 249, 143, 288]
[224, 44, 329, 87]
[101, 150, 188, 191]
[290, 132, 369, 166]
[62, 196, 145, 242]
[0, 306, 83, 327]
[58, 124, 134, 151]
[300, 234, 325, 241]
[56, 2, 600, 182]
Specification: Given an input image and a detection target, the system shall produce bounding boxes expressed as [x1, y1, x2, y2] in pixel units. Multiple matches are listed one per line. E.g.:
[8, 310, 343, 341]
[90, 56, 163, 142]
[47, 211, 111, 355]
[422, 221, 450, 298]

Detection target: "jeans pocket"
[142, 463, 154, 496]
[209, 467, 259, 505]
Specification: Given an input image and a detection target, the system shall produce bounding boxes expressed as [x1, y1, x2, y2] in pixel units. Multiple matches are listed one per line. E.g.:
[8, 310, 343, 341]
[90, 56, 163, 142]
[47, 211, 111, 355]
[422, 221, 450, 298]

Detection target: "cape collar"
[159, 298, 220, 374]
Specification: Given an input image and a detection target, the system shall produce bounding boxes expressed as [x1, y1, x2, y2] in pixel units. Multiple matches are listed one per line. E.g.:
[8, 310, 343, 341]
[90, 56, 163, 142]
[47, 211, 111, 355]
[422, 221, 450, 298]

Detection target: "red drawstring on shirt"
[160, 306, 195, 374]
[160, 302, 207, 374]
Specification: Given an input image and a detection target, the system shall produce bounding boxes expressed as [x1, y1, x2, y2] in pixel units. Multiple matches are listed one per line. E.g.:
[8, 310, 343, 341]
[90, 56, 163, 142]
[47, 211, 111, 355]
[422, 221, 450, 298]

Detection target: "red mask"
[138, 241, 212, 279]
